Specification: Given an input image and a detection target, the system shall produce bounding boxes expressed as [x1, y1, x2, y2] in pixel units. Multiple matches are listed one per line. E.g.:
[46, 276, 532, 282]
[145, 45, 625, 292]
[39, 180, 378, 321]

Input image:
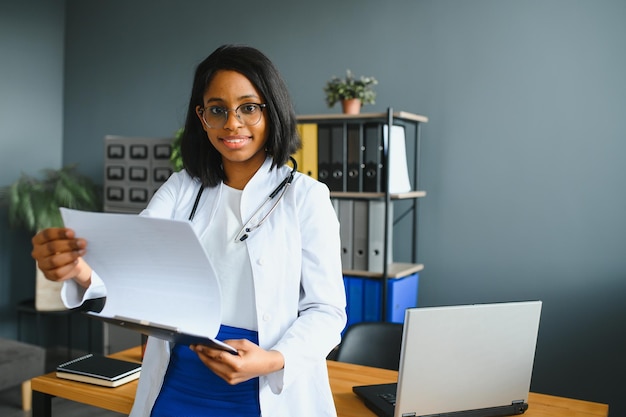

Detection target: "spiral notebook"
[56, 353, 141, 387]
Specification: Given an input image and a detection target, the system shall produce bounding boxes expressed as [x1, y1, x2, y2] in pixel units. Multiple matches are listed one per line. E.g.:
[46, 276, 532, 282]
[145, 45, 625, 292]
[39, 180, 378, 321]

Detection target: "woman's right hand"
[31, 228, 92, 288]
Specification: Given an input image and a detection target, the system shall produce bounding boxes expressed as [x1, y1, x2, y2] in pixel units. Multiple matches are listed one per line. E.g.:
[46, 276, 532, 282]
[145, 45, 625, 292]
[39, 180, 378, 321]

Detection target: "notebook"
[56, 353, 141, 387]
[353, 301, 542, 417]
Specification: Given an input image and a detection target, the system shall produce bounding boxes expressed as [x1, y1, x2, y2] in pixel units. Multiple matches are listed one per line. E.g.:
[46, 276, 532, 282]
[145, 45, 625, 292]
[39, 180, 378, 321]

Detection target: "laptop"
[353, 301, 542, 417]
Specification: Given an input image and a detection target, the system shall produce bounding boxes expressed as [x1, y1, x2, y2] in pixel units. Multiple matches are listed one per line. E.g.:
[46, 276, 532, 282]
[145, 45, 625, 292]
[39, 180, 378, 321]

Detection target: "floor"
[0, 386, 126, 417]
[0, 347, 126, 417]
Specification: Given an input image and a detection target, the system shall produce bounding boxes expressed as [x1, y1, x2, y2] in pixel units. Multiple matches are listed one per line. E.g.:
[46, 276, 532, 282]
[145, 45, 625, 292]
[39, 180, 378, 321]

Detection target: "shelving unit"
[296, 108, 428, 322]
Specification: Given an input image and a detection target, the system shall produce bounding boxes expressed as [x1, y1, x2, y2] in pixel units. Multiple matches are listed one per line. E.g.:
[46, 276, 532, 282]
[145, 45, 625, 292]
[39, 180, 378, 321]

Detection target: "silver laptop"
[353, 301, 542, 417]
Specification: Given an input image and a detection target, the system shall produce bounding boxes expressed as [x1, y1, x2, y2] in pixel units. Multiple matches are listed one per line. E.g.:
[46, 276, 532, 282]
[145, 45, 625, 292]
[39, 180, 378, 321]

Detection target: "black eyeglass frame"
[198, 103, 267, 129]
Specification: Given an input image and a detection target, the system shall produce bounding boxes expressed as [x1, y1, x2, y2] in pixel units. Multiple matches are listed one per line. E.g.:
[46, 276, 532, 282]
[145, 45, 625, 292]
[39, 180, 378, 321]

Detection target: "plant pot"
[342, 98, 361, 115]
[35, 263, 67, 311]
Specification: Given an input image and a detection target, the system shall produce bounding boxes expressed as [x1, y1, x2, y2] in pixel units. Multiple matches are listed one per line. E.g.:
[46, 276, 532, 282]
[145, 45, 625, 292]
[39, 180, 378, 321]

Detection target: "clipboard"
[89, 314, 237, 353]
[60, 208, 235, 354]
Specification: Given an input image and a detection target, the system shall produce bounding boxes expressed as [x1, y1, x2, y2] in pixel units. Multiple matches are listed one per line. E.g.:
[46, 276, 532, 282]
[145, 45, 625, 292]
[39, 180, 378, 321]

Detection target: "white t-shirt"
[201, 184, 257, 331]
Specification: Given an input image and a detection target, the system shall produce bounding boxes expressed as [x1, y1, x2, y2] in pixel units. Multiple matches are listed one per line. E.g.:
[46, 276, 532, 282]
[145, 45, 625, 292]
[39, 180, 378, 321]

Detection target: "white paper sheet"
[60, 208, 228, 350]
[384, 124, 412, 193]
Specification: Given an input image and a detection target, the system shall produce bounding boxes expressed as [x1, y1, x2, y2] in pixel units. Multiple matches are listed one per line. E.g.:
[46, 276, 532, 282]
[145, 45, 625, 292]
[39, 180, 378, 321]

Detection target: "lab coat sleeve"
[60, 270, 107, 309]
[267, 179, 347, 393]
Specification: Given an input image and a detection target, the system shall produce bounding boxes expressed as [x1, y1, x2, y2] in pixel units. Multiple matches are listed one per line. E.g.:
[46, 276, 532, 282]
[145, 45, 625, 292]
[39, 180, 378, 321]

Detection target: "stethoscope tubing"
[188, 157, 298, 241]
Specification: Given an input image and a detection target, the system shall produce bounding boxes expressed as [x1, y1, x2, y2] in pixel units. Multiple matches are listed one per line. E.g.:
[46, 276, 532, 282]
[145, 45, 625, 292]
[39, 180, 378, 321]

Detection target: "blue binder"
[343, 273, 419, 326]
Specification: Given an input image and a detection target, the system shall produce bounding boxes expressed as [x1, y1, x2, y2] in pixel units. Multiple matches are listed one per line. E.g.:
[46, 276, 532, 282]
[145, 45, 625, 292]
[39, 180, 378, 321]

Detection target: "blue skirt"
[150, 325, 260, 417]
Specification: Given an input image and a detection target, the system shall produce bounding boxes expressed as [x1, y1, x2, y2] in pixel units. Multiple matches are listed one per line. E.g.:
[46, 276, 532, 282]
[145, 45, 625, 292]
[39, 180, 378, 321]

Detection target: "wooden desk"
[31, 346, 608, 417]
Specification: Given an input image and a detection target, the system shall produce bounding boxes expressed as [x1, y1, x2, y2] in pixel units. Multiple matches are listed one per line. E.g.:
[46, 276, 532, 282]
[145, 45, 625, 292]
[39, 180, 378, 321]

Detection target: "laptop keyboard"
[379, 392, 396, 406]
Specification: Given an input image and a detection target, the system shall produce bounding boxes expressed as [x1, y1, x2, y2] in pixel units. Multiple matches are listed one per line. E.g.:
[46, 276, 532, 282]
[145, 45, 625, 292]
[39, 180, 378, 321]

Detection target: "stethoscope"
[188, 156, 298, 242]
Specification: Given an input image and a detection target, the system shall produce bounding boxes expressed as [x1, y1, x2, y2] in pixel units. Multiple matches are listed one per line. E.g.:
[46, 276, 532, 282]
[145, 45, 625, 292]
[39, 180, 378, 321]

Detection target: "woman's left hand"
[190, 339, 284, 385]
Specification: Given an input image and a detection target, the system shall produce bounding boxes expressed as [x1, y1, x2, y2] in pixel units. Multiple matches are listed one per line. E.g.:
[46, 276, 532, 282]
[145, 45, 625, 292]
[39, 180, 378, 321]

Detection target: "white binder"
[337, 199, 354, 270]
[367, 200, 393, 273]
[352, 200, 369, 270]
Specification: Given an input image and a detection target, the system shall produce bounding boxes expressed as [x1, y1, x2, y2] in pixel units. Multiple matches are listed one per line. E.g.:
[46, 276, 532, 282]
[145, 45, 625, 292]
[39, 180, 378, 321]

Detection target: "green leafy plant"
[324, 69, 378, 108]
[170, 128, 184, 172]
[0, 164, 102, 233]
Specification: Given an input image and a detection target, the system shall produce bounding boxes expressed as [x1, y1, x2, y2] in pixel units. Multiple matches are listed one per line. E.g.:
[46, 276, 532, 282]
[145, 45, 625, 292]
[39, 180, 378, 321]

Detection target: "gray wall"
[0, 0, 65, 335]
[2, 0, 624, 415]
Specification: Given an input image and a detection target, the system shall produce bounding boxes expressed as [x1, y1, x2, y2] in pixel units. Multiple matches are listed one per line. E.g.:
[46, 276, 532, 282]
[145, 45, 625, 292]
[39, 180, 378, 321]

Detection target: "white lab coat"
[62, 157, 347, 417]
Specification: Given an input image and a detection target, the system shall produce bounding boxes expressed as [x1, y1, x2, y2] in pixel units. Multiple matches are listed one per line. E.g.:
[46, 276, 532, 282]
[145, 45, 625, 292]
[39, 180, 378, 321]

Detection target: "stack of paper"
[60, 208, 235, 353]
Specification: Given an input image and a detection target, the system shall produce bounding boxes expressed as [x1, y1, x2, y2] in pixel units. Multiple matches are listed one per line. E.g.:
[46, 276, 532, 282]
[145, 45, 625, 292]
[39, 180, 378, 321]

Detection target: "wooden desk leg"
[32, 390, 53, 417]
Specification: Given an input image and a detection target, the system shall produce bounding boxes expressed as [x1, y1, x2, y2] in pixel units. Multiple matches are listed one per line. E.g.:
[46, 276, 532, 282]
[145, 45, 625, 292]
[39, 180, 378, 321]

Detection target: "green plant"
[0, 164, 102, 233]
[170, 128, 184, 172]
[324, 69, 378, 108]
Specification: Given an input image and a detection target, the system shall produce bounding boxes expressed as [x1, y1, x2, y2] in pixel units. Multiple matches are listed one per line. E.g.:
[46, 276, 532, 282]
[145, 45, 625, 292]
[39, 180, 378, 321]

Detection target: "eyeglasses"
[199, 103, 267, 129]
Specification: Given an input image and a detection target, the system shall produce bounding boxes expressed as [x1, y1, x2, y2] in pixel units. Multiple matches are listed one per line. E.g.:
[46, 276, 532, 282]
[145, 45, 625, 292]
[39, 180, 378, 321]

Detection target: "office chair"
[333, 321, 404, 370]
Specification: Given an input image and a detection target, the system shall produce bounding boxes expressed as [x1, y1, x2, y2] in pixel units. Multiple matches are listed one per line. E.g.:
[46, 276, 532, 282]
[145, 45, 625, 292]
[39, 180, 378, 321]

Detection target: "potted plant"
[170, 128, 184, 172]
[324, 69, 378, 114]
[0, 164, 102, 310]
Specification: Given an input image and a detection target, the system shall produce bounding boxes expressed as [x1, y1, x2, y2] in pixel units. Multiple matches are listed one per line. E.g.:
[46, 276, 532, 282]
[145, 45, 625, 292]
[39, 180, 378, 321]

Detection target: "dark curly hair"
[180, 44, 300, 187]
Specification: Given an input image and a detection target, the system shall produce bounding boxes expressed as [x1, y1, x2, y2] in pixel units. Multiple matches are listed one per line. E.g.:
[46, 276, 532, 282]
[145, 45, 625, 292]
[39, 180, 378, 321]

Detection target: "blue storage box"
[343, 273, 419, 328]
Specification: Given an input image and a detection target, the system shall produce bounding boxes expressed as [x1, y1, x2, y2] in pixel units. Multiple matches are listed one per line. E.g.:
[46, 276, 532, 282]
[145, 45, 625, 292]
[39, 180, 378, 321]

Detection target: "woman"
[31, 44, 347, 417]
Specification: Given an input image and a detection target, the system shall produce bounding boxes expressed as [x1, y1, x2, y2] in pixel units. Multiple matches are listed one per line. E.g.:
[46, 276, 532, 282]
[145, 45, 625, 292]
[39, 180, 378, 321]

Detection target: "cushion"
[0, 338, 46, 390]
